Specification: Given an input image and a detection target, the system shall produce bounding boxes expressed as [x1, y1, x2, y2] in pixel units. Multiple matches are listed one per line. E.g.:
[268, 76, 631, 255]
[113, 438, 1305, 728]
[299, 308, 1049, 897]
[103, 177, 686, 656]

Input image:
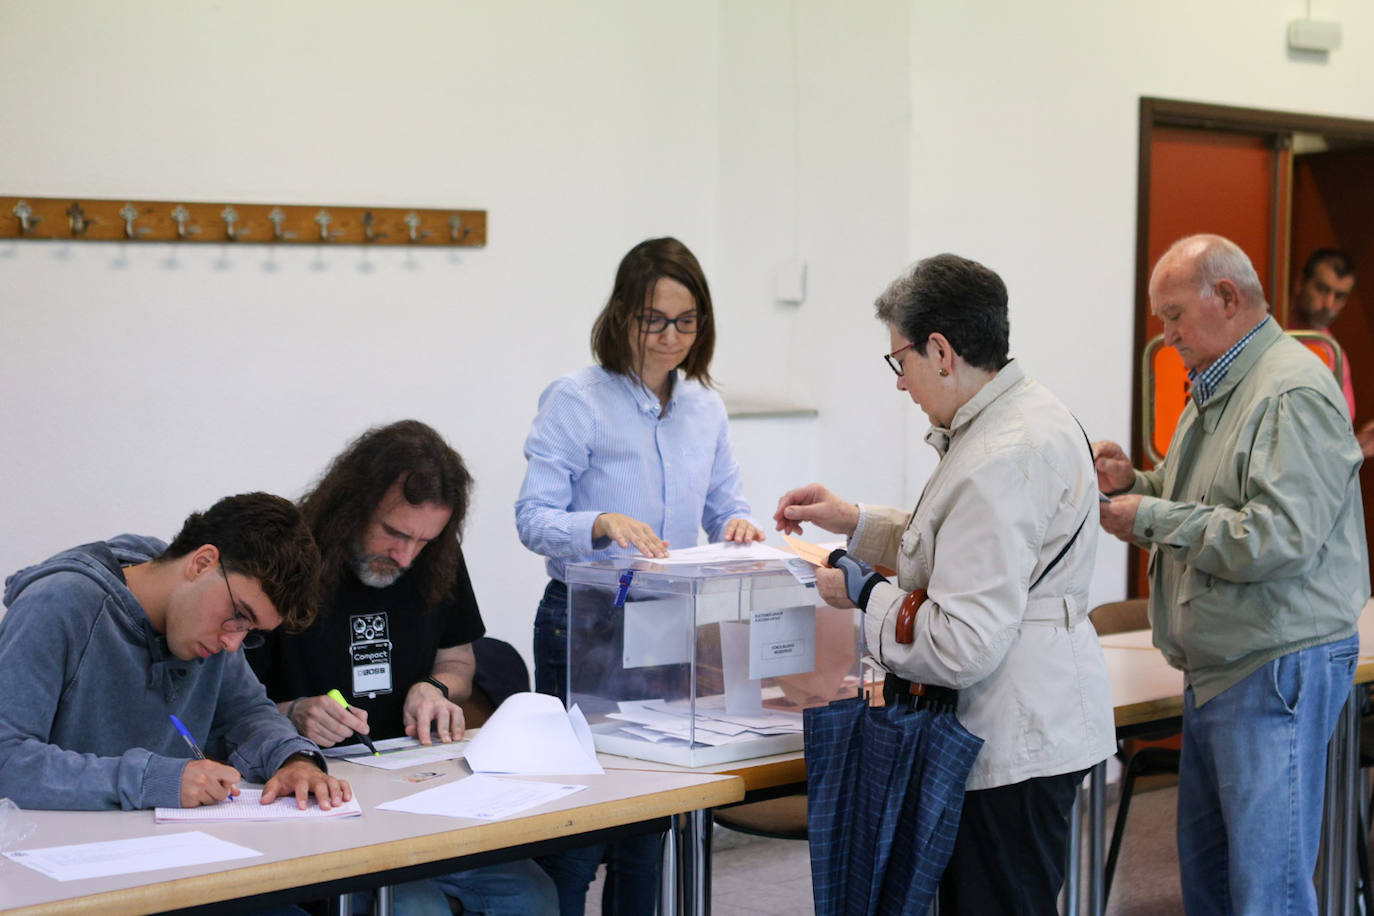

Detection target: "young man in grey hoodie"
[0, 492, 350, 811]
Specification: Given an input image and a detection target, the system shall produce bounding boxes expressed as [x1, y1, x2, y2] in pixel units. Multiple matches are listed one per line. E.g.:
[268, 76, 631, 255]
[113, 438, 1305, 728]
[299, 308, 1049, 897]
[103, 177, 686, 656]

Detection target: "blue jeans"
[1177, 633, 1358, 915]
[534, 579, 665, 916]
[350, 861, 557, 916]
[435, 860, 559, 915]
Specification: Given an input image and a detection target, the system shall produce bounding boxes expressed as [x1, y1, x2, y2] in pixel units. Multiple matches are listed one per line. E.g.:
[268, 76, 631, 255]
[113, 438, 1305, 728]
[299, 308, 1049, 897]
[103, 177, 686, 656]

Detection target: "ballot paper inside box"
[564, 555, 865, 766]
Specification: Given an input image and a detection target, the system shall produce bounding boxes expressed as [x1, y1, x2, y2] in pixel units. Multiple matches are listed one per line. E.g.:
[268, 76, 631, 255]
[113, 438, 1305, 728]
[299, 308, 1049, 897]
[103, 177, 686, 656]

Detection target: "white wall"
[904, 0, 1374, 602]
[0, 0, 911, 664]
[4, 0, 1373, 661]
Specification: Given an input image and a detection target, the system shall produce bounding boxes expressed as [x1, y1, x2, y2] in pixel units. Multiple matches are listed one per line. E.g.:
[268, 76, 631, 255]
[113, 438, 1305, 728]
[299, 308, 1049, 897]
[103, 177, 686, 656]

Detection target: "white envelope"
[463, 692, 604, 775]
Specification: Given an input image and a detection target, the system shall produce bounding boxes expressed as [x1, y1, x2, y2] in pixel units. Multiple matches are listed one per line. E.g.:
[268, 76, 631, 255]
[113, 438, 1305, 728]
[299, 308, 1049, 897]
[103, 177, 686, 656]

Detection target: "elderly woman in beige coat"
[775, 253, 1114, 916]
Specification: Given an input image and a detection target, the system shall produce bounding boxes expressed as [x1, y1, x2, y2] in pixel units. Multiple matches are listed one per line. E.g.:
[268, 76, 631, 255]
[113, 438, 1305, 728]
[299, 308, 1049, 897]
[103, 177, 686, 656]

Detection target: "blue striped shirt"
[515, 366, 753, 581]
[1189, 317, 1269, 405]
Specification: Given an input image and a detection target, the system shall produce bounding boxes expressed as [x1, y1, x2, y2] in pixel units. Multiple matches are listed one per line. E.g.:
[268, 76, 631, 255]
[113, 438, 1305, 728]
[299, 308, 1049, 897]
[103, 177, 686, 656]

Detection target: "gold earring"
[938, 369, 949, 377]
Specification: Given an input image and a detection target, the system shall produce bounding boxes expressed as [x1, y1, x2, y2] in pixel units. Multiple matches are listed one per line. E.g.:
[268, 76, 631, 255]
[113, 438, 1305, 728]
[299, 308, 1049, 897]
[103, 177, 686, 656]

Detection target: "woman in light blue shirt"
[515, 236, 762, 915]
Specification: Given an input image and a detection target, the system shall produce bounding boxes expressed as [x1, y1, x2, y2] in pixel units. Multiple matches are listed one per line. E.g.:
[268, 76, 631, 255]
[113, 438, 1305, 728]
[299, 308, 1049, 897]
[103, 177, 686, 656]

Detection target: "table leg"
[374, 883, 393, 916]
[663, 815, 680, 916]
[680, 808, 711, 916]
[1064, 785, 1081, 916]
[1088, 762, 1106, 916]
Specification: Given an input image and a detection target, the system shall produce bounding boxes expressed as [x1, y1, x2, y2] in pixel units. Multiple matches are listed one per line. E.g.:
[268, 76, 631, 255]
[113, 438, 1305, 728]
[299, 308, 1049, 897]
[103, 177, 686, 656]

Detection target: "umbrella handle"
[895, 588, 927, 644]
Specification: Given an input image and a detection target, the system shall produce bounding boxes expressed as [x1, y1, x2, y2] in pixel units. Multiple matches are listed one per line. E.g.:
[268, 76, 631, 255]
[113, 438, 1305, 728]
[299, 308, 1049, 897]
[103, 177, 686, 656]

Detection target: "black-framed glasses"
[219, 561, 265, 650]
[637, 312, 702, 335]
[884, 341, 916, 376]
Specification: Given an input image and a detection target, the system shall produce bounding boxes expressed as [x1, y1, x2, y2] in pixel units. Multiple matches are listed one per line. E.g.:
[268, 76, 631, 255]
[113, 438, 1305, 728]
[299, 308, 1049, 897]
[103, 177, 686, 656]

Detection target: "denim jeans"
[533, 579, 570, 700]
[350, 862, 557, 916]
[534, 579, 665, 916]
[435, 860, 559, 915]
[350, 879, 450, 916]
[1176, 633, 1358, 915]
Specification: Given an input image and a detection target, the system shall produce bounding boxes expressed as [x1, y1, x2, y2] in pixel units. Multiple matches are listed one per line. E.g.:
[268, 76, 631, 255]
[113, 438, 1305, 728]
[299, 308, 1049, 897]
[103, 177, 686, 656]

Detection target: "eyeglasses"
[637, 312, 701, 335]
[884, 342, 916, 376]
[219, 561, 265, 650]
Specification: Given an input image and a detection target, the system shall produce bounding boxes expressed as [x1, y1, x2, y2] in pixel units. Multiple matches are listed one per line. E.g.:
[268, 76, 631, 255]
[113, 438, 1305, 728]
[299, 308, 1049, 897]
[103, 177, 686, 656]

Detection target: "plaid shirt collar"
[1189, 318, 1268, 406]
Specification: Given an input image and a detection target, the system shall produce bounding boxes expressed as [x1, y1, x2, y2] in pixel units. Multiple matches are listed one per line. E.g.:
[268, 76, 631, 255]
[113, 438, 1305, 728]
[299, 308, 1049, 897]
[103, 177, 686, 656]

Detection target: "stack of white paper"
[604, 696, 804, 748]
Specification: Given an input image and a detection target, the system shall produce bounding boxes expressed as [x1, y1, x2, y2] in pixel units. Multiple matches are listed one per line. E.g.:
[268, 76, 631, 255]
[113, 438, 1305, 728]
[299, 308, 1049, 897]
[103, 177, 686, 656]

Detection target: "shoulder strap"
[1029, 422, 1095, 593]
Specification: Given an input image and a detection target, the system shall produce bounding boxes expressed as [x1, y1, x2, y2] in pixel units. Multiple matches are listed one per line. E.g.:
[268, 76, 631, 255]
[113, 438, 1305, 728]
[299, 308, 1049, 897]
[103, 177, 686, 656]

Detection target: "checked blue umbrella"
[805, 679, 983, 916]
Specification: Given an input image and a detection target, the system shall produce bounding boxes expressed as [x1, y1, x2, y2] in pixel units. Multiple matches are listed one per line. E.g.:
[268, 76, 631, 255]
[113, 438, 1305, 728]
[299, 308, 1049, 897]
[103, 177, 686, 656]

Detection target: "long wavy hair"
[300, 420, 472, 612]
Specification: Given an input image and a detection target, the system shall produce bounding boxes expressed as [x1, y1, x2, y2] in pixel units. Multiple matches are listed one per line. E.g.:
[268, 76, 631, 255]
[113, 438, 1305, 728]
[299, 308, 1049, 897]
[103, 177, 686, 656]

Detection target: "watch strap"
[422, 675, 449, 699]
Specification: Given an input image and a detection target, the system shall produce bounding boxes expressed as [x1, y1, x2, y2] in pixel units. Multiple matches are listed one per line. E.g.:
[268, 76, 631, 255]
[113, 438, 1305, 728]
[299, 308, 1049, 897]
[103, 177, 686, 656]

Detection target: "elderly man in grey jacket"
[1095, 233, 1368, 915]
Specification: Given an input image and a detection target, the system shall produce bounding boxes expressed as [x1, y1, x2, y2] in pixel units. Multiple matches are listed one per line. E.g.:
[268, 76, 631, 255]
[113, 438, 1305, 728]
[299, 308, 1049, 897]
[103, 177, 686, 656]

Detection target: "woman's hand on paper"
[593, 512, 668, 558]
[722, 518, 766, 542]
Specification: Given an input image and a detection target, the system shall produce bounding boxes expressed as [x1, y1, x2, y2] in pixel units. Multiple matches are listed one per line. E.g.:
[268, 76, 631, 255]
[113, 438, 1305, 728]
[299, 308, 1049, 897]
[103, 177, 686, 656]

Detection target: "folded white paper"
[463, 692, 603, 775]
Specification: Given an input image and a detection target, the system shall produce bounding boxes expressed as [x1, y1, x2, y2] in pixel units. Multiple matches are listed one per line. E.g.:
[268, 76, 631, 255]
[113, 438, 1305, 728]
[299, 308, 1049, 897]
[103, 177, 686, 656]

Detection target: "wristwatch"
[423, 675, 450, 699]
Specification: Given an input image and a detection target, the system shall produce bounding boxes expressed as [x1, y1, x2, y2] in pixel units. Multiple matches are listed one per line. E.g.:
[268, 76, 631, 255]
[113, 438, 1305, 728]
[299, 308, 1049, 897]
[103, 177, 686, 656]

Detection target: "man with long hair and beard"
[249, 420, 556, 916]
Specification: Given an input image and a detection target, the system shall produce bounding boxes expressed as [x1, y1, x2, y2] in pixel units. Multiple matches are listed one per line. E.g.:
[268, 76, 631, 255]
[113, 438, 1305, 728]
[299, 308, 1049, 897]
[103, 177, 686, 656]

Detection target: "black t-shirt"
[247, 549, 486, 740]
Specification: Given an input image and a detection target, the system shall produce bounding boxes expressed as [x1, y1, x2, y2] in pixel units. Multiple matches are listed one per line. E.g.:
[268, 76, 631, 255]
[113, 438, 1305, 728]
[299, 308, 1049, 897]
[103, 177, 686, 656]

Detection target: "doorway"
[1130, 97, 1374, 597]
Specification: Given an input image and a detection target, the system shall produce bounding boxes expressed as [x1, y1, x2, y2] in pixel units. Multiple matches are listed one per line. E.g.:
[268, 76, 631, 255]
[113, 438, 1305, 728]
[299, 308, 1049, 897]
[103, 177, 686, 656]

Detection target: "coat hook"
[65, 202, 92, 236]
[12, 200, 39, 234]
[314, 209, 339, 242]
[268, 207, 296, 241]
[221, 206, 248, 241]
[448, 214, 470, 243]
[170, 205, 200, 240]
[119, 204, 149, 239]
[404, 211, 431, 243]
[361, 211, 387, 242]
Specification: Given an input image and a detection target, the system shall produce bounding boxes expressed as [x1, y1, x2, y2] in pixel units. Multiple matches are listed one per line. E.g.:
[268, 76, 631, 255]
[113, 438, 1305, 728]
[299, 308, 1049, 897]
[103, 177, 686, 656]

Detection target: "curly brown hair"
[591, 237, 717, 386]
[160, 492, 322, 632]
[301, 420, 472, 612]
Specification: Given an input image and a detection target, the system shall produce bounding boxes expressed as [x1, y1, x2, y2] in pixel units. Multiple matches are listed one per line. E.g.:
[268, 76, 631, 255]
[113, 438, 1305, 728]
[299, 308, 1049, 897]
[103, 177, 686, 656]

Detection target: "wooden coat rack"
[1, 196, 486, 247]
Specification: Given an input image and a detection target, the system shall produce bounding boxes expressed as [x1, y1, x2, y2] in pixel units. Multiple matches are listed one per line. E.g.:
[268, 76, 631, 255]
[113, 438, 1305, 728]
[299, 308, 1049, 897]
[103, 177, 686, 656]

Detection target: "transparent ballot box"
[564, 555, 865, 766]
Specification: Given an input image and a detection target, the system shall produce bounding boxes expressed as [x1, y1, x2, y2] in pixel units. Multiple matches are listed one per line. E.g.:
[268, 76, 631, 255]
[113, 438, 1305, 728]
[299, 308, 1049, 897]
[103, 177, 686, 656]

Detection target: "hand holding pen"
[169, 714, 241, 807]
[284, 691, 373, 749]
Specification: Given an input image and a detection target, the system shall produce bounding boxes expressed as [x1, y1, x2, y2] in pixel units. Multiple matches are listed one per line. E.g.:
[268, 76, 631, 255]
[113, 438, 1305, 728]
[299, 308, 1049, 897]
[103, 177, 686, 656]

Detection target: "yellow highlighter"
[327, 689, 380, 756]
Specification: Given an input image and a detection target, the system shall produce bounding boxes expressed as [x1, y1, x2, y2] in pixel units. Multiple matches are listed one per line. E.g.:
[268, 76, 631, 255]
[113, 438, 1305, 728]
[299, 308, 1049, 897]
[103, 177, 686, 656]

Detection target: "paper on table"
[464, 692, 603, 775]
[154, 788, 362, 822]
[640, 542, 796, 564]
[339, 740, 469, 771]
[321, 735, 421, 758]
[4, 830, 260, 882]
[376, 774, 586, 820]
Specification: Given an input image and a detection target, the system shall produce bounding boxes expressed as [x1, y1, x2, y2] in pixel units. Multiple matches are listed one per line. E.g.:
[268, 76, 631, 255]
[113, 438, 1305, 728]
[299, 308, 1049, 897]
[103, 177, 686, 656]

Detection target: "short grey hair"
[1166, 234, 1267, 307]
[873, 253, 1010, 372]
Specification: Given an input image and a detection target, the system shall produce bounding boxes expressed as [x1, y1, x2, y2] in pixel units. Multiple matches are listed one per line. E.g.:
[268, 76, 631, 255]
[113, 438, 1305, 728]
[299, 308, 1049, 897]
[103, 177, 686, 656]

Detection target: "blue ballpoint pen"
[169, 714, 207, 760]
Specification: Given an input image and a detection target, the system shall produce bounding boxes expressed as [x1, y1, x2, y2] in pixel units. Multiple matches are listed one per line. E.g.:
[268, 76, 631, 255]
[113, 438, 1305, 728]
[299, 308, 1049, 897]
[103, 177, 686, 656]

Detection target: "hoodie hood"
[4, 534, 166, 610]
[2, 535, 189, 697]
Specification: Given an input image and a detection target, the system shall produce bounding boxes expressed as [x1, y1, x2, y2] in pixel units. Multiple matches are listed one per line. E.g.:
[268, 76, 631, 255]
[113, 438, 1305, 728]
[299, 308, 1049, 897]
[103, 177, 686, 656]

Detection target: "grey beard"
[353, 552, 404, 589]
